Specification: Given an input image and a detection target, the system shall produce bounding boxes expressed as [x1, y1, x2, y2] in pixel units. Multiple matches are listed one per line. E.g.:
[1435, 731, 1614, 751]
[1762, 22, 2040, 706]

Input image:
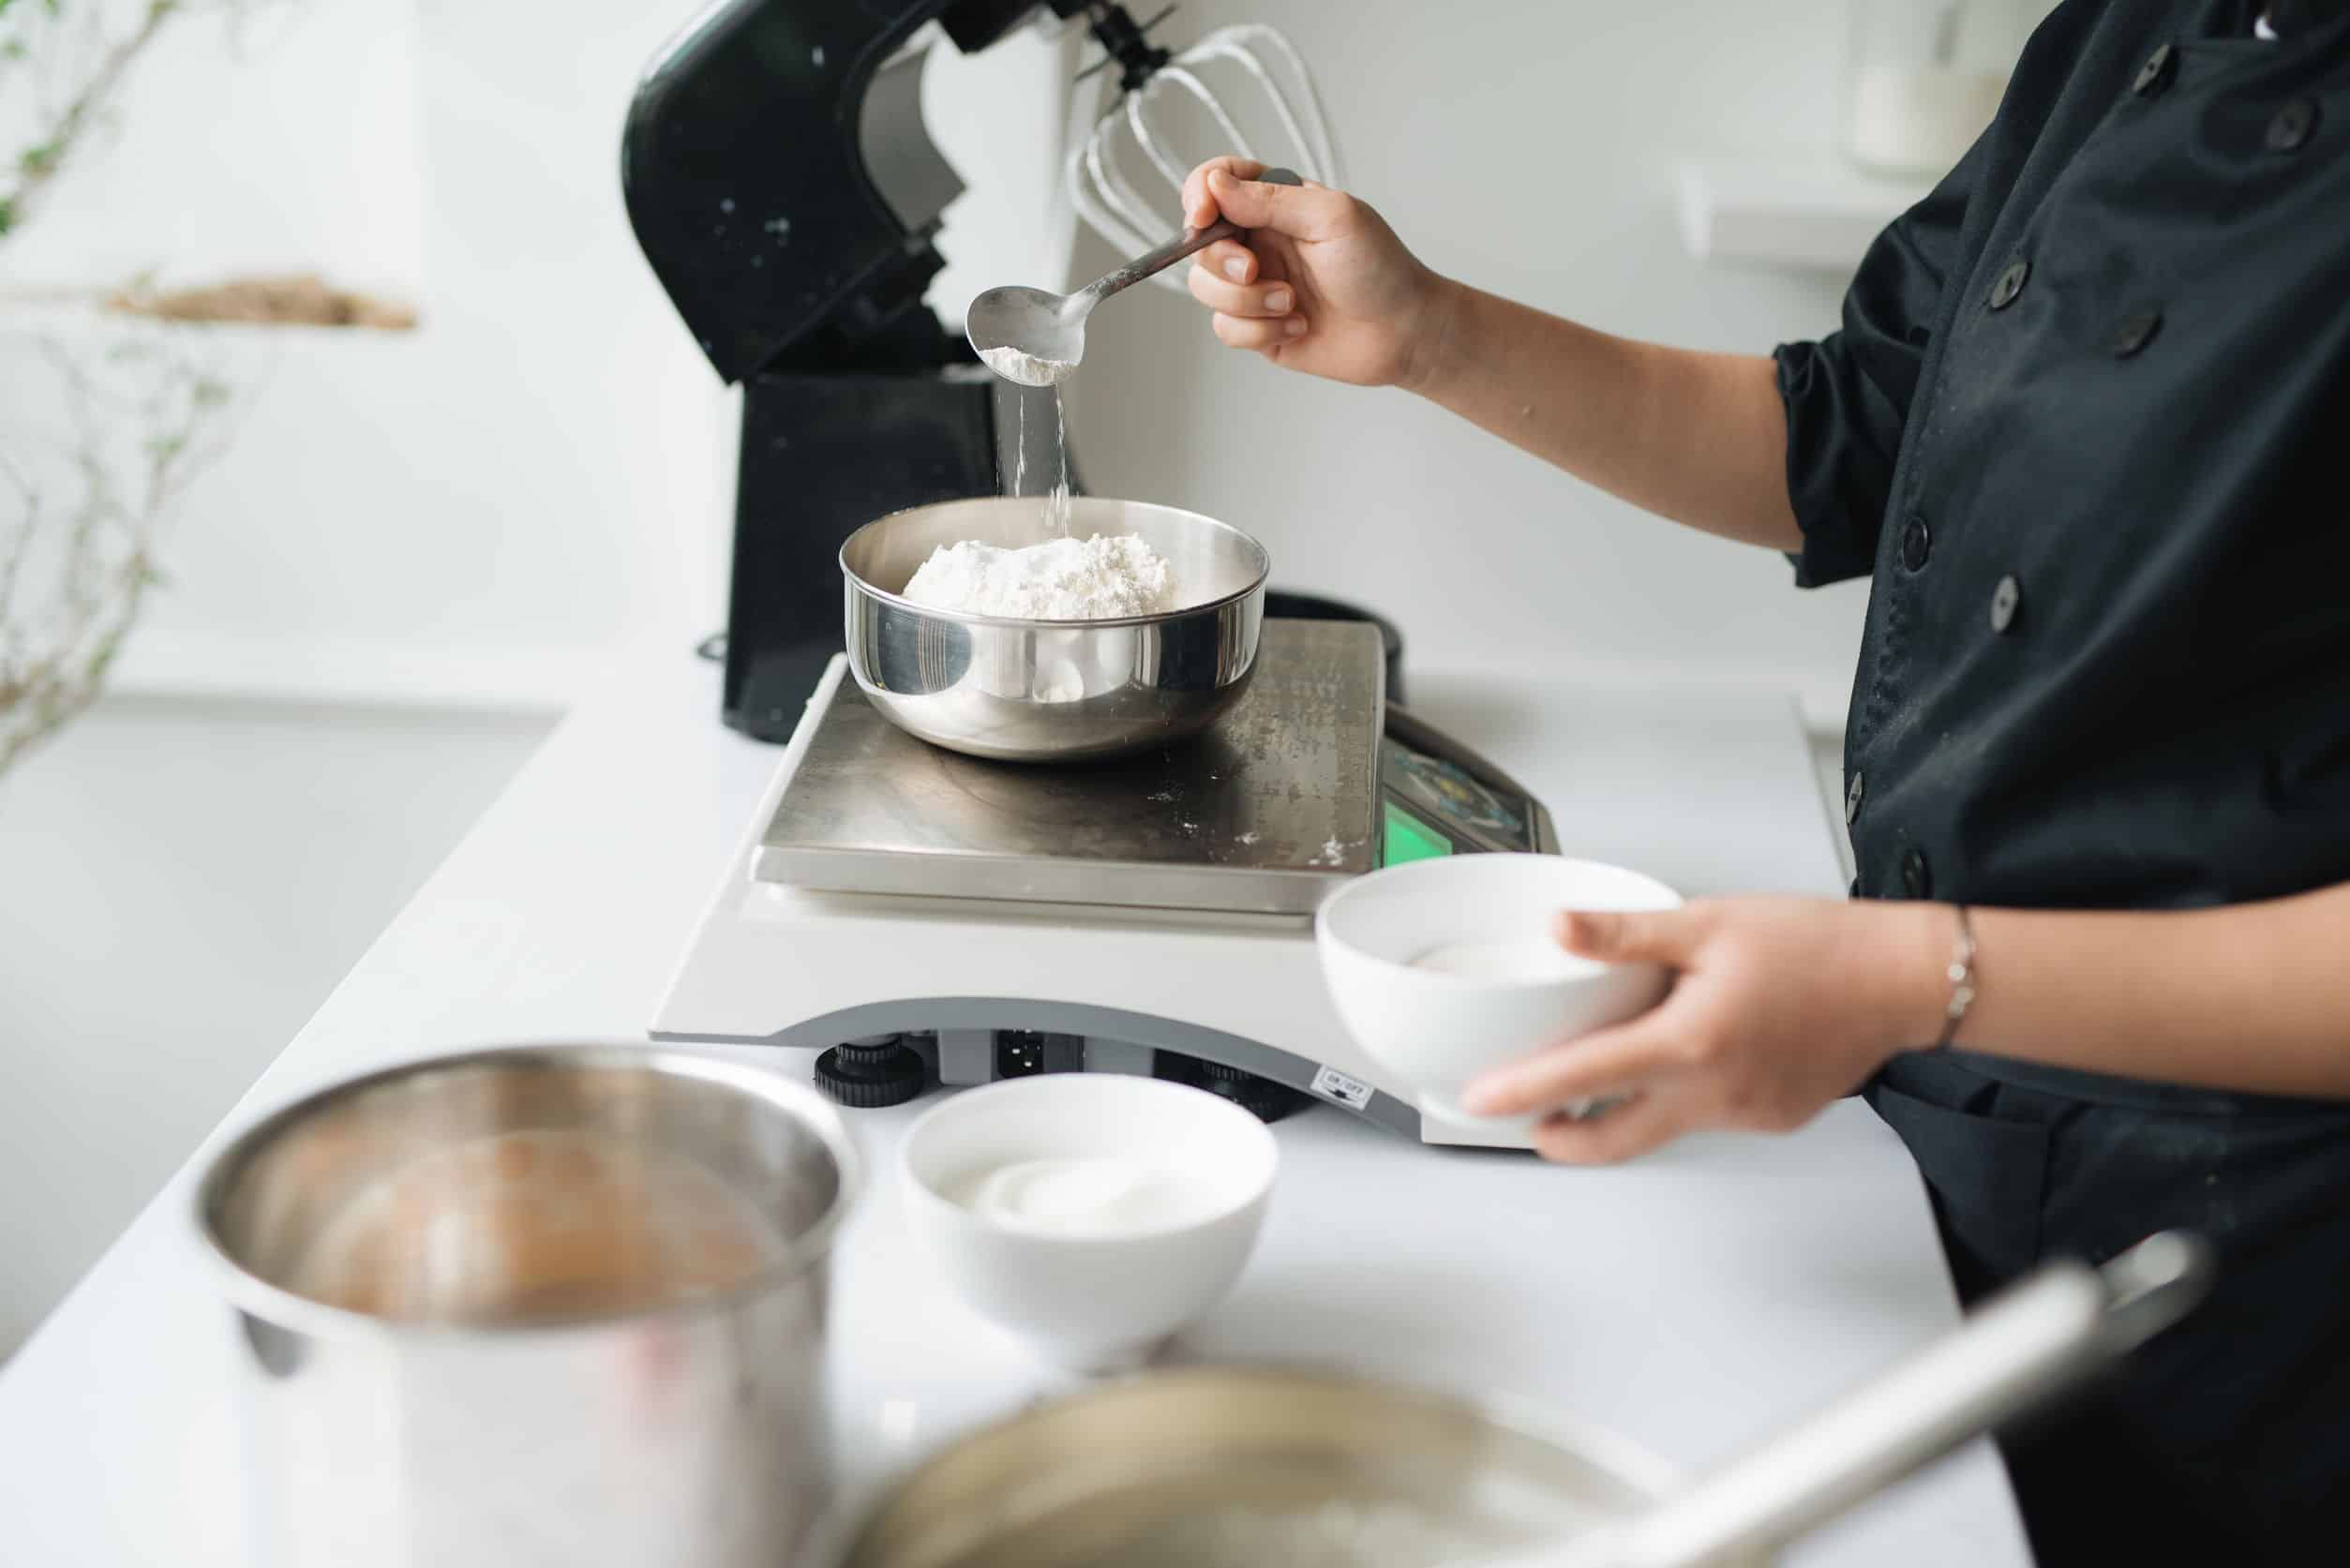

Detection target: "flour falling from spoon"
[1046, 388, 1071, 536]
[1008, 383, 1072, 538]
[1012, 388, 1028, 497]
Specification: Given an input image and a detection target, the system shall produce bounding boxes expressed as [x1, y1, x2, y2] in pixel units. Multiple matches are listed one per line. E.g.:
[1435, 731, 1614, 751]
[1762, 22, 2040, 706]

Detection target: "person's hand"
[1461, 897, 1953, 1164]
[1179, 156, 1454, 389]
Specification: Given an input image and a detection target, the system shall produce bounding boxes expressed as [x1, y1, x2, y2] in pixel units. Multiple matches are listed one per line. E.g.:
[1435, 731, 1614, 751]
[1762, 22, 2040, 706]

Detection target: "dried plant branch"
[2, 0, 302, 246]
[0, 0, 307, 777]
[0, 323, 250, 775]
[0, 440, 37, 631]
[1, 0, 179, 243]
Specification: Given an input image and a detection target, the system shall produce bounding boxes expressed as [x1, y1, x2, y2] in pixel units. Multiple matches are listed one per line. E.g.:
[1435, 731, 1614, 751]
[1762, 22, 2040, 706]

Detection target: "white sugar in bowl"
[899, 1074, 1278, 1370]
[1314, 854, 1682, 1132]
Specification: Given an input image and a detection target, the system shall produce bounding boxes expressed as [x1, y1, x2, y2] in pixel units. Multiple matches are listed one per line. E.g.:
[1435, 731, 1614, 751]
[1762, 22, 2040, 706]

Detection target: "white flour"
[903, 533, 1175, 620]
[980, 344, 1074, 387]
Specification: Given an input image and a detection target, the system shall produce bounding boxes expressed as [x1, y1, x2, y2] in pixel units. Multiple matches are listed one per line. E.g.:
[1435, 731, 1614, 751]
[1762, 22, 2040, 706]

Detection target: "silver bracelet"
[1935, 903, 1977, 1050]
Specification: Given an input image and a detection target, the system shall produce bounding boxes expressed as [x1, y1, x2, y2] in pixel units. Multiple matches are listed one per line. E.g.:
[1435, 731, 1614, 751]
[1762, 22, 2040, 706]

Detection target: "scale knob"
[815, 1033, 928, 1108]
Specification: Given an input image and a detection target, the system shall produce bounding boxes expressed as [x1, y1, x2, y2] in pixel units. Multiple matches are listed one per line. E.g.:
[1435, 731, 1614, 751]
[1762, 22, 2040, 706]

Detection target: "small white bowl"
[899, 1075, 1278, 1370]
[1314, 853, 1682, 1132]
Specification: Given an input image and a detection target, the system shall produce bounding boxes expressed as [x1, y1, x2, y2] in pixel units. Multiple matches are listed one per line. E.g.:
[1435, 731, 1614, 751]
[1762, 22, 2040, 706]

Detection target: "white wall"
[0, 695, 549, 1353]
[0, 0, 428, 298]
[1057, 0, 1876, 728]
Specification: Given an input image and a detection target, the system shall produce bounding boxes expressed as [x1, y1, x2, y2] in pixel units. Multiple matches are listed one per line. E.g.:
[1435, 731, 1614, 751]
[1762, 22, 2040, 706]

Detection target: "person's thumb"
[1554, 907, 1696, 965]
[1205, 168, 1347, 240]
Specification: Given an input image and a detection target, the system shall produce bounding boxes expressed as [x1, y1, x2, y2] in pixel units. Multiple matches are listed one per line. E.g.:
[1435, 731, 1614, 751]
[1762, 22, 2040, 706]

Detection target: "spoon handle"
[1082, 167, 1304, 305]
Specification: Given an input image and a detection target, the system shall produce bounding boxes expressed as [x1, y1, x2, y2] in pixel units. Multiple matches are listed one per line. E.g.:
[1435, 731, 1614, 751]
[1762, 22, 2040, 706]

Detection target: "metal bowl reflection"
[840, 497, 1269, 763]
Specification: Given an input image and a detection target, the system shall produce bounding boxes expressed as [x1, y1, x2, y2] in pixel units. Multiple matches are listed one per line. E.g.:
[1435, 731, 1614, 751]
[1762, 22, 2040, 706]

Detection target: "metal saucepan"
[195, 1043, 859, 1568]
[818, 1233, 2210, 1568]
[840, 496, 1269, 763]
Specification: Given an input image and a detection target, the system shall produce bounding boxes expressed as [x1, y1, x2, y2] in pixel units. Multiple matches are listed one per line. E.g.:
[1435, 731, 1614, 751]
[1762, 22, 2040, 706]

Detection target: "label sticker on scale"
[1310, 1065, 1375, 1110]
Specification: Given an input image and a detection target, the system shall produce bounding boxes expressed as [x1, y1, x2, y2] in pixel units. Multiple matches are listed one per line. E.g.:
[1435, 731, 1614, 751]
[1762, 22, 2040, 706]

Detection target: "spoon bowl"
[965, 167, 1301, 387]
[965, 287, 1087, 386]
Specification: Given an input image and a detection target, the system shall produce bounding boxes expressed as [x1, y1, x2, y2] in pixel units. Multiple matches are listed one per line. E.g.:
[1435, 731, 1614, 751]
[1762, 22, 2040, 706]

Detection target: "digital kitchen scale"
[652, 620, 1560, 1147]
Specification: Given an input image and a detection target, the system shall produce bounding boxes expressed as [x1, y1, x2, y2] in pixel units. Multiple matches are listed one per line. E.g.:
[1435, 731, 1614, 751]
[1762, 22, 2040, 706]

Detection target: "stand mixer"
[625, 3, 1564, 1149]
[622, 0, 1350, 738]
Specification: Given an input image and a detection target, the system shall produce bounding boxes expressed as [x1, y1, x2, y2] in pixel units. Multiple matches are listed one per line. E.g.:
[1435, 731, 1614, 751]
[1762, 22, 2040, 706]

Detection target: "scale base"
[649, 654, 1543, 1151]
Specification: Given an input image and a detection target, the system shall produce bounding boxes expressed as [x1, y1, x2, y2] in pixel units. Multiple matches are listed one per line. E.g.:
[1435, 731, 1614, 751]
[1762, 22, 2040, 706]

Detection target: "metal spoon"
[965, 167, 1304, 387]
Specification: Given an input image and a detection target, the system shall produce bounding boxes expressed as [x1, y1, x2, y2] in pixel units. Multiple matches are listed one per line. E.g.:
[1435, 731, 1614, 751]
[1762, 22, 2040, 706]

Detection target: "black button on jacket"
[1776, 0, 2350, 920]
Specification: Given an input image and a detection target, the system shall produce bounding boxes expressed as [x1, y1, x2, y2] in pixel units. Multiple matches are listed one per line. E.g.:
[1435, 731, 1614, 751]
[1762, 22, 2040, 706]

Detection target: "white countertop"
[0, 650, 2029, 1567]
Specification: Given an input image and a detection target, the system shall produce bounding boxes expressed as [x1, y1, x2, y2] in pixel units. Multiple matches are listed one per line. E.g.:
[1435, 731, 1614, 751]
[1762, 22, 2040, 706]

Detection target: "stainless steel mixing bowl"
[840, 496, 1269, 763]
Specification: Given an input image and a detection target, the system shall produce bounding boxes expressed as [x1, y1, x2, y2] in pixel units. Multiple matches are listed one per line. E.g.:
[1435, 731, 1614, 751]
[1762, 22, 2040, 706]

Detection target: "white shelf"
[1675, 158, 1933, 272]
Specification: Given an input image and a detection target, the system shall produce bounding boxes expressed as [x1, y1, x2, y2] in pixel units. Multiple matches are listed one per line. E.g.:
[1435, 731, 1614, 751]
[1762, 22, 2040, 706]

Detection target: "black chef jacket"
[1772, 0, 2350, 1560]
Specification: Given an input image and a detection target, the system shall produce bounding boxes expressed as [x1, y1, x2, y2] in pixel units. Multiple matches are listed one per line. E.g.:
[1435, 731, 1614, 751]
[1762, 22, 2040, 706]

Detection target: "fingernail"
[1461, 1079, 1504, 1115]
[1283, 316, 1308, 336]
[1265, 289, 1292, 313]
[1224, 258, 1249, 283]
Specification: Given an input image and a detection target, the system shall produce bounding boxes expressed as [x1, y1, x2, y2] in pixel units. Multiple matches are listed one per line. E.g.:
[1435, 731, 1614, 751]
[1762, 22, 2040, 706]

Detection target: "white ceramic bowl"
[1314, 854, 1683, 1131]
[898, 1075, 1278, 1370]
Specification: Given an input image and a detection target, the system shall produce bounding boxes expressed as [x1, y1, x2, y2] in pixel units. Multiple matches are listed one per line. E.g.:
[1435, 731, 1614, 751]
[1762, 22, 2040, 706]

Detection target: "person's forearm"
[1883, 884, 2350, 1098]
[1407, 280, 1803, 553]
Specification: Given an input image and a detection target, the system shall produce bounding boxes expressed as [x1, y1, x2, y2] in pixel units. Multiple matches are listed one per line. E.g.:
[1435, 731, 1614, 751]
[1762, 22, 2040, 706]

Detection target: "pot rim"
[190, 1040, 861, 1342]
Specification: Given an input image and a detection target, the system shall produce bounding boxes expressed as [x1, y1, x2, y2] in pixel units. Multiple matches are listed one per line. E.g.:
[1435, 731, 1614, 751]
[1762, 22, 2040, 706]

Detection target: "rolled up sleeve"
[1776, 135, 1985, 588]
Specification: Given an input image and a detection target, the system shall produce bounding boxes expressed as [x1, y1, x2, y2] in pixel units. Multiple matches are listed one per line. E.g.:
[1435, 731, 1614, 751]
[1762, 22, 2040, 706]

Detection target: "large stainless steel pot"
[195, 1044, 859, 1568]
[819, 1235, 2209, 1568]
[840, 496, 1268, 763]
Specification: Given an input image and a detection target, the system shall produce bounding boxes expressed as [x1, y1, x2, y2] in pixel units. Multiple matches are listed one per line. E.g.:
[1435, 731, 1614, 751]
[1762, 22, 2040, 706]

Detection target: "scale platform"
[653, 619, 1561, 1148]
[756, 620, 1383, 916]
